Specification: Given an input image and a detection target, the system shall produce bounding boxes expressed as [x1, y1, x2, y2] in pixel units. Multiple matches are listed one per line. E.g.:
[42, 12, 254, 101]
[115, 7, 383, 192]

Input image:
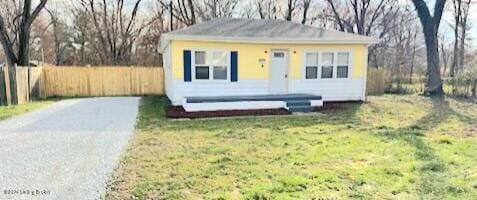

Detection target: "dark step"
[287, 105, 313, 113]
[286, 100, 311, 107]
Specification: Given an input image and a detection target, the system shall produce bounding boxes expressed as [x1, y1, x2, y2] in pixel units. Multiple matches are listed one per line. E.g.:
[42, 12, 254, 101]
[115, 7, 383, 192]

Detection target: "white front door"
[269, 50, 289, 94]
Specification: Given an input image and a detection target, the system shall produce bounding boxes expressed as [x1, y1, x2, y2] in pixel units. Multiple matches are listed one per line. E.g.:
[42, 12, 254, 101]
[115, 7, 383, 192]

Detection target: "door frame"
[268, 49, 290, 94]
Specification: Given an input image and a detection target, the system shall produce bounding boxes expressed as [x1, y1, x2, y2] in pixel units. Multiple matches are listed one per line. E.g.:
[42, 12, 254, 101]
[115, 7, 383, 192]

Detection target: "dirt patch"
[166, 106, 290, 119]
[316, 101, 363, 113]
[464, 124, 477, 137]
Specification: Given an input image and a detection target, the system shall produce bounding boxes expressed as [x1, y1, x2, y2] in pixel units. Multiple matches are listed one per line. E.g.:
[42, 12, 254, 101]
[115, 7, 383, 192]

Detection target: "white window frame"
[302, 50, 352, 80]
[336, 52, 351, 79]
[191, 49, 231, 82]
[303, 51, 320, 80]
[320, 52, 335, 79]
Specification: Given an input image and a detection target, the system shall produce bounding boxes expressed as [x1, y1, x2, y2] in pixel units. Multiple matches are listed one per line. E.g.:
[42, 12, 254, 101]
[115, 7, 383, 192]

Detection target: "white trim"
[191, 49, 231, 83]
[183, 101, 286, 112]
[183, 99, 324, 112]
[336, 51, 352, 79]
[362, 48, 369, 101]
[159, 37, 170, 52]
[162, 34, 380, 45]
[302, 50, 353, 81]
[303, 51, 320, 80]
[310, 100, 324, 107]
[320, 52, 334, 79]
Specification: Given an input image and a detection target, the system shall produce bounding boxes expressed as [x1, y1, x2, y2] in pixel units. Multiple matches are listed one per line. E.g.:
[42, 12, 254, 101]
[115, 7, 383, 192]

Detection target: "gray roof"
[163, 18, 378, 44]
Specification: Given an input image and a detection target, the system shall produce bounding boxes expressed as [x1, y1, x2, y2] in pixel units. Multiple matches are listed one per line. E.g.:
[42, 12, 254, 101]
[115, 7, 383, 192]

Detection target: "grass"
[106, 94, 477, 200]
[0, 101, 53, 121]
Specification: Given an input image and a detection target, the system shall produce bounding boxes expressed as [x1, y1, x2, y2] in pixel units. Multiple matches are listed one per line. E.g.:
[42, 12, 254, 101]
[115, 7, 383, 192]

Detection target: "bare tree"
[449, 0, 471, 77]
[458, 0, 471, 74]
[449, 0, 462, 77]
[325, 0, 394, 36]
[78, 0, 147, 65]
[71, 8, 98, 65]
[0, 0, 48, 67]
[256, 0, 280, 20]
[45, 8, 71, 66]
[301, 0, 312, 24]
[158, 0, 196, 26]
[198, 0, 239, 20]
[239, 1, 258, 19]
[285, 0, 298, 21]
[134, 2, 168, 66]
[412, 0, 446, 96]
[440, 36, 452, 77]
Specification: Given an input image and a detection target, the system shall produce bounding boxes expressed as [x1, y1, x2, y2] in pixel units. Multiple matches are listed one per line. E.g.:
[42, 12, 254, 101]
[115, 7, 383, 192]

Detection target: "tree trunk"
[409, 33, 417, 83]
[17, 26, 31, 66]
[423, 29, 444, 96]
[450, 28, 459, 77]
[450, 0, 461, 77]
[412, 0, 445, 97]
[301, 0, 310, 24]
[286, 0, 293, 21]
[0, 16, 17, 68]
[458, 10, 467, 72]
[186, 0, 196, 25]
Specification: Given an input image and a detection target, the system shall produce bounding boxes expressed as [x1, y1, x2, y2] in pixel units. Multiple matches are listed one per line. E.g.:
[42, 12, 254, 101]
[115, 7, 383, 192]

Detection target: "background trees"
[0, 0, 475, 97]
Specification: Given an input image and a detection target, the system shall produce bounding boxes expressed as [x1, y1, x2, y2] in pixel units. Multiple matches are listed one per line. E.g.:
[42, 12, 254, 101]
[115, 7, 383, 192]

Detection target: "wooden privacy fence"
[41, 66, 164, 98]
[2, 65, 385, 105]
[0, 66, 43, 105]
[0, 66, 164, 105]
[366, 68, 385, 95]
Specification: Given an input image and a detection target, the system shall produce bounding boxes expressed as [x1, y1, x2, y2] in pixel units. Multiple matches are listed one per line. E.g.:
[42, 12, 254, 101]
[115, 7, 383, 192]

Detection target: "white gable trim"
[162, 34, 380, 46]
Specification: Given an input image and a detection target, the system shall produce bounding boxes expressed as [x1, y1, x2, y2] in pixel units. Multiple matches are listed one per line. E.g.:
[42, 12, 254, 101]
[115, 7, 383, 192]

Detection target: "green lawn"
[0, 101, 53, 121]
[106, 95, 477, 200]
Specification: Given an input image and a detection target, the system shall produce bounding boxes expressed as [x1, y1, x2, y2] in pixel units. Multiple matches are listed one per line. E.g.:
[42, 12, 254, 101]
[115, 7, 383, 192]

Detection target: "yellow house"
[161, 18, 378, 112]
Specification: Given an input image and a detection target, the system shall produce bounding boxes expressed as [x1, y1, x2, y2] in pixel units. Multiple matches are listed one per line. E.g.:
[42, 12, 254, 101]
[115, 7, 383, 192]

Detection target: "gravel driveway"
[0, 97, 140, 200]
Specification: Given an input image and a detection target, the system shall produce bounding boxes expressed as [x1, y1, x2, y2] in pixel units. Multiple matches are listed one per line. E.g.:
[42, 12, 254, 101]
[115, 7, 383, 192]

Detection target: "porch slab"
[186, 94, 322, 103]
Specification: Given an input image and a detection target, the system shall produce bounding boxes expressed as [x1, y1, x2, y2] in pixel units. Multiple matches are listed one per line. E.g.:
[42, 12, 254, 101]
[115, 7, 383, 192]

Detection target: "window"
[195, 67, 209, 79]
[274, 52, 284, 57]
[195, 51, 206, 65]
[194, 51, 209, 80]
[337, 52, 349, 78]
[193, 50, 229, 81]
[305, 53, 318, 79]
[306, 67, 318, 79]
[321, 53, 334, 79]
[212, 52, 227, 80]
[303, 51, 351, 79]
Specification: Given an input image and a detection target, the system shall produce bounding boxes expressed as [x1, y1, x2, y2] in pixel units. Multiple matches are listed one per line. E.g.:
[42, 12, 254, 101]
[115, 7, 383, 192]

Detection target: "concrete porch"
[183, 94, 323, 113]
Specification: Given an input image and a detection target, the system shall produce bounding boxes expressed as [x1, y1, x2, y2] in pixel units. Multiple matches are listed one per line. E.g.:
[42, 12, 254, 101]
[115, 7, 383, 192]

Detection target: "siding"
[169, 79, 364, 105]
[289, 79, 365, 101]
[170, 80, 268, 105]
[170, 40, 367, 80]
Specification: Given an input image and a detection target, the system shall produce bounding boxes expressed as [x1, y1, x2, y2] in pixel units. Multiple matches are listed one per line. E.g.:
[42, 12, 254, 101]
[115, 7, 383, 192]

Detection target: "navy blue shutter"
[231, 51, 238, 82]
[183, 50, 192, 82]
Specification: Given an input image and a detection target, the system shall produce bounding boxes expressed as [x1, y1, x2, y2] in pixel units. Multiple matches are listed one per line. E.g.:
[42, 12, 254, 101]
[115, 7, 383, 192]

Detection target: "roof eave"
[162, 34, 380, 45]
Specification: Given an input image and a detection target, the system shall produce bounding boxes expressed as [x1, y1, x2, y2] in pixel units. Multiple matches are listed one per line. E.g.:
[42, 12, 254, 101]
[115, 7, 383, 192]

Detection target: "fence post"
[8, 65, 18, 104]
[4, 66, 12, 105]
[0, 66, 6, 105]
